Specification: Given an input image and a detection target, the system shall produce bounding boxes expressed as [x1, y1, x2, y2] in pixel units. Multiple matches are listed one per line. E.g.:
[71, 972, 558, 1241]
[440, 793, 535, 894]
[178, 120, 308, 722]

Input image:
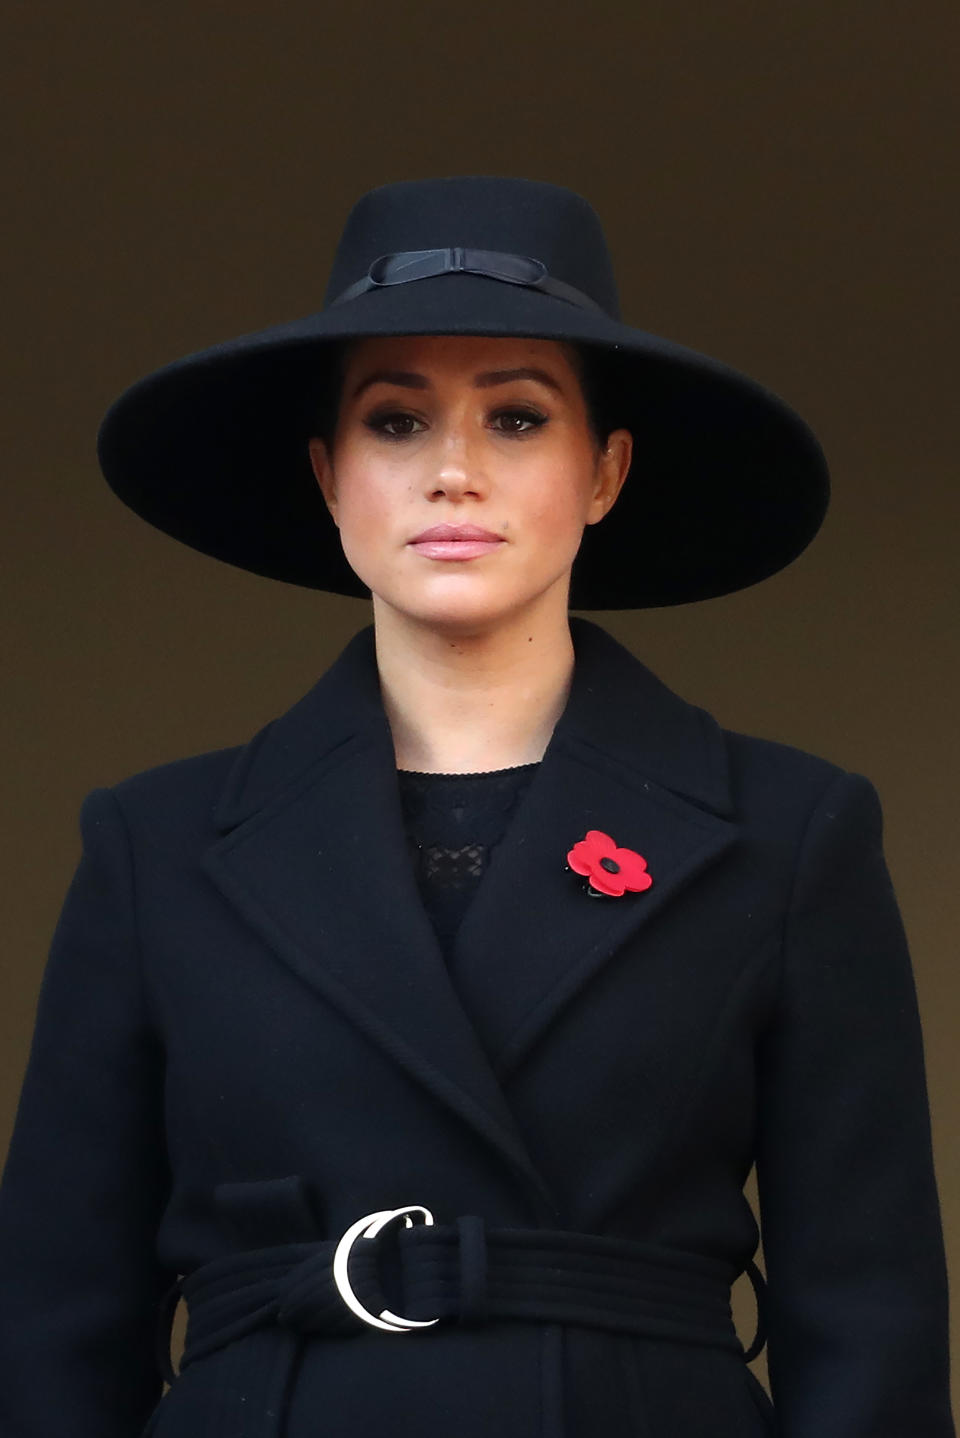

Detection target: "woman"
[0, 176, 953, 1437]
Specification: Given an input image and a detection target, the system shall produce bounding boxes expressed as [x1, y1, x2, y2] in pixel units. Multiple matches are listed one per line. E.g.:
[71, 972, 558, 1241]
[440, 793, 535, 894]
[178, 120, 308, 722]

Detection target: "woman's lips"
[409, 538, 505, 560]
[408, 526, 505, 561]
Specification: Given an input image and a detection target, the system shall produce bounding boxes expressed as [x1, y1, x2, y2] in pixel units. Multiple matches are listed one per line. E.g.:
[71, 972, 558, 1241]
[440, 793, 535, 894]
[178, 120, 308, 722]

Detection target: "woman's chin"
[370, 577, 561, 635]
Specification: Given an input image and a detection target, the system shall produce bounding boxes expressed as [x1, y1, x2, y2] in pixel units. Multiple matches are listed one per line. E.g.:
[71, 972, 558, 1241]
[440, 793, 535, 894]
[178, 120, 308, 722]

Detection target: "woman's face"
[307, 334, 632, 634]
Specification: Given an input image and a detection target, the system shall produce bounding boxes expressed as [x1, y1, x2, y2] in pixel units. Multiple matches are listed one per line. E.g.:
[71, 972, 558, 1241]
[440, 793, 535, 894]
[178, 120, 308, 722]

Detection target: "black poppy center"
[599, 856, 621, 874]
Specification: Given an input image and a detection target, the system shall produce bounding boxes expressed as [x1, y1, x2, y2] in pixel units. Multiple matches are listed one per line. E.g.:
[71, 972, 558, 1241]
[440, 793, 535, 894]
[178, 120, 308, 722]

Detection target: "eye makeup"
[362, 404, 549, 441]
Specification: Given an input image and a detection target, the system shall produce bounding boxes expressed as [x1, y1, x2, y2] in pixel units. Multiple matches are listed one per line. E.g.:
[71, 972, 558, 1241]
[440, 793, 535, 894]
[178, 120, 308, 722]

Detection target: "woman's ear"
[308, 437, 338, 526]
[586, 427, 633, 525]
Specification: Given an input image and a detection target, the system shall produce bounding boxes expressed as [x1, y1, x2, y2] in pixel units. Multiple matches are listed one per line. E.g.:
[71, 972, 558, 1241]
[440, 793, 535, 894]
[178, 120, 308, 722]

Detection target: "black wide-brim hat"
[96, 175, 829, 609]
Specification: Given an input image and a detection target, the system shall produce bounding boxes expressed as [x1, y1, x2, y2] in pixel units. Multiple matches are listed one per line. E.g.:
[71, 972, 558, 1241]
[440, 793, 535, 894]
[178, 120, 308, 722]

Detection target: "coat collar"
[204, 618, 738, 1219]
[213, 617, 735, 829]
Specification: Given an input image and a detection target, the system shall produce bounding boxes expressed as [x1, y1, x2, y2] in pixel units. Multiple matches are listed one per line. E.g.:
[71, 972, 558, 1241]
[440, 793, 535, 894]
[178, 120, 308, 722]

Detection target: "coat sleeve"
[754, 769, 955, 1437]
[0, 786, 172, 1437]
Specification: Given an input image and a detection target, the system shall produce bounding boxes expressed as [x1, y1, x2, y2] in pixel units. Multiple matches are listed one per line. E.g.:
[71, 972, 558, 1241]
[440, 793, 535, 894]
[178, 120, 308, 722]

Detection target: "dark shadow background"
[2, 0, 957, 1405]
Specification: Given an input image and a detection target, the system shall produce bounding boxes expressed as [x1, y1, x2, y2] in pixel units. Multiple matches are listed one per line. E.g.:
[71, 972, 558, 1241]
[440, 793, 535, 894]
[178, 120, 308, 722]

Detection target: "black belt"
[156, 1206, 766, 1438]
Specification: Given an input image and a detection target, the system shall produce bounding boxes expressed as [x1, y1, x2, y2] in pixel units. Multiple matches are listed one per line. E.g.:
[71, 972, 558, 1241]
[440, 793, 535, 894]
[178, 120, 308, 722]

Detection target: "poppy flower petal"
[588, 869, 626, 897]
[566, 841, 595, 875]
[615, 848, 652, 889]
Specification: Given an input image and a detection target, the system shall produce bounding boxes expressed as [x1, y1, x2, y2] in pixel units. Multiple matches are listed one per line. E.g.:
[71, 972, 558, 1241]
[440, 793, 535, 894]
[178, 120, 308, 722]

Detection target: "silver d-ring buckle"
[332, 1205, 441, 1332]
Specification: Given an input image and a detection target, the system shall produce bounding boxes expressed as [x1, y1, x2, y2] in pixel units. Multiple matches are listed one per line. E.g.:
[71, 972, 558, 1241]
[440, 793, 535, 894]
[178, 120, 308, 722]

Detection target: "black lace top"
[396, 763, 540, 960]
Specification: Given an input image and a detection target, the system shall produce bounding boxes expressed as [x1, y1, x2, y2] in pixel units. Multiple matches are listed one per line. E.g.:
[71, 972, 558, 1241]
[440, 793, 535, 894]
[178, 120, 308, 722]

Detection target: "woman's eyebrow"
[349, 369, 429, 400]
[349, 366, 564, 401]
[473, 367, 563, 394]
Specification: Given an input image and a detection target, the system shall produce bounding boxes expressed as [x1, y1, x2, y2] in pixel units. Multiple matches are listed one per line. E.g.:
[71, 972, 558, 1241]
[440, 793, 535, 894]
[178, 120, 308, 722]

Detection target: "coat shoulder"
[721, 723, 849, 785]
[717, 720, 871, 819]
[97, 737, 264, 842]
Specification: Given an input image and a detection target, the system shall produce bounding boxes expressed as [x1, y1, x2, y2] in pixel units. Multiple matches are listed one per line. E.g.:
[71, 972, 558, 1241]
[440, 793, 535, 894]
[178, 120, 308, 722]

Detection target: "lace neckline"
[396, 762, 541, 779]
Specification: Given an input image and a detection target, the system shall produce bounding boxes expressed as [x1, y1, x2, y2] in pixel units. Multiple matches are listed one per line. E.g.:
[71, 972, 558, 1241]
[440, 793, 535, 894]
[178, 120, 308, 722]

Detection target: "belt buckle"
[332, 1205, 441, 1333]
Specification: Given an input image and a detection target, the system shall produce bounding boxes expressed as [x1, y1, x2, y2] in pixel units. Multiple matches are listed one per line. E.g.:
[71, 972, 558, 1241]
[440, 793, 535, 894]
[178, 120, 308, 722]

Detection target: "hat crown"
[322, 175, 621, 320]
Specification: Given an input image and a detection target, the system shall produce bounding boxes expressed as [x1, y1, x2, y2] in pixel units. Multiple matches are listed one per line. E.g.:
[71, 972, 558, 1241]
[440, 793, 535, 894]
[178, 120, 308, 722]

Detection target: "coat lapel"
[448, 621, 739, 1075]
[202, 618, 738, 1214]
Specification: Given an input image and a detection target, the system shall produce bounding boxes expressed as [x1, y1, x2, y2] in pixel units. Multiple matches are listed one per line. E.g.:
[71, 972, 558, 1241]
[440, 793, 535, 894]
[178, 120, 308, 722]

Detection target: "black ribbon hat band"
[330, 247, 608, 316]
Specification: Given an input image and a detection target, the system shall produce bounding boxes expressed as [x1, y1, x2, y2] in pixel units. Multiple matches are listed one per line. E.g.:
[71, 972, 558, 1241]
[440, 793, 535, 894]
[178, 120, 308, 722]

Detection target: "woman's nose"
[425, 424, 487, 500]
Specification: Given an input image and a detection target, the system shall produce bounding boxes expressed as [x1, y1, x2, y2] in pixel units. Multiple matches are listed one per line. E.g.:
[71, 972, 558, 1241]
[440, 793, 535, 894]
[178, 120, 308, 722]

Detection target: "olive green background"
[2, 0, 957, 1403]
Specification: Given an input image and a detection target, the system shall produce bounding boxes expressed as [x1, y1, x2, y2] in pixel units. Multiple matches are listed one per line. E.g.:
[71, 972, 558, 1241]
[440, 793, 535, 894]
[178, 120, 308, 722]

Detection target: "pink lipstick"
[408, 523, 505, 561]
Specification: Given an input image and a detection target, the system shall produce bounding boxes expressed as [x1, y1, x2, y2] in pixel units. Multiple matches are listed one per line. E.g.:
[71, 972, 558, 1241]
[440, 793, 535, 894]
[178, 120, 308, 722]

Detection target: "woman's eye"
[366, 411, 425, 439]
[363, 407, 546, 439]
[490, 408, 547, 435]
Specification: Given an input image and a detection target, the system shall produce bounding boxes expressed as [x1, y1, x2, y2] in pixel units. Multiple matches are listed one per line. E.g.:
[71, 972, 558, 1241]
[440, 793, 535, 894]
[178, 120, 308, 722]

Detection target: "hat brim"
[96, 273, 830, 609]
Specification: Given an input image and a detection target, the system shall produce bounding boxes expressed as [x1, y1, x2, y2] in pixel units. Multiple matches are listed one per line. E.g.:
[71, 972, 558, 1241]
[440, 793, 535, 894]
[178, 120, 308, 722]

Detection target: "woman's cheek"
[530, 470, 592, 547]
[337, 472, 395, 549]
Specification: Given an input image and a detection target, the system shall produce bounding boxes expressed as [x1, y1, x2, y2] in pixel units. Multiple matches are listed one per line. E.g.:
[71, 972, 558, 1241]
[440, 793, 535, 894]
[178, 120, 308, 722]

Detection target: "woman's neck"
[373, 602, 575, 774]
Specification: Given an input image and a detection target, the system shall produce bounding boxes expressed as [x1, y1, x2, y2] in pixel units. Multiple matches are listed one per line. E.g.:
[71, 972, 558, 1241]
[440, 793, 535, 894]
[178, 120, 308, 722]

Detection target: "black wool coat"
[0, 617, 953, 1438]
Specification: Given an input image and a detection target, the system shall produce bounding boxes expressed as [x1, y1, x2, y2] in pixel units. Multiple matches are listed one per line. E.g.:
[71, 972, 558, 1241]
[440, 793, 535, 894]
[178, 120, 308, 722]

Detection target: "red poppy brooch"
[566, 829, 653, 898]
